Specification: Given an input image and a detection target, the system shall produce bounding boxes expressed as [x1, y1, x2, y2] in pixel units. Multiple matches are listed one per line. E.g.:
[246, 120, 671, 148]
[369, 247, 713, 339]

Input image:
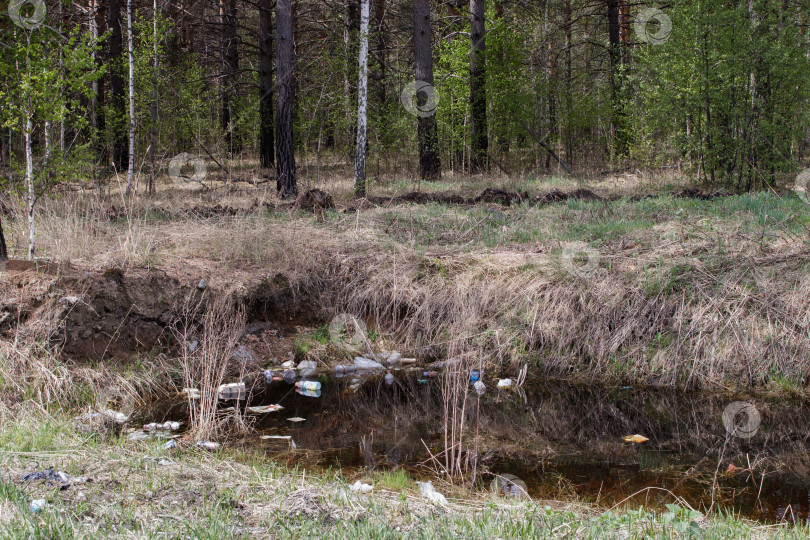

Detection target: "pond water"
[158, 372, 810, 524]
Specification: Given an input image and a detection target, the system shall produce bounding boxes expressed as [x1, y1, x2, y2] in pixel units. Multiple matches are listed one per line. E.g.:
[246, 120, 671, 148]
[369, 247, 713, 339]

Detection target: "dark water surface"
[162, 373, 810, 524]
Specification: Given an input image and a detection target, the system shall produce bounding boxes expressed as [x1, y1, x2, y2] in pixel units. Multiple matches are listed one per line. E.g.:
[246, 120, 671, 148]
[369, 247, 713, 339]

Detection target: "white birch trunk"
[24, 113, 35, 260]
[353, 0, 370, 196]
[125, 0, 136, 196]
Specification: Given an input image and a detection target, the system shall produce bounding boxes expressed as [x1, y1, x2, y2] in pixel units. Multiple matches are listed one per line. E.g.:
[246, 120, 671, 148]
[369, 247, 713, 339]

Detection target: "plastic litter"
[163, 440, 178, 450]
[21, 469, 87, 489]
[470, 369, 481, 382]
[416, 481, 448, 505]
[282, 369, 297, 384]
[287, 417, 306, 422]
[30, 499, 46, 513]
[295, 380, 321, 391]
[296, 386, 321, 398]
[297, 360, 317, 378]
[128, 431, 150, 441]
[351, 480, 373, 494]
[157, 459, 174, 467]
[490, 473, 530, 500]
[385, 352, 402, 367]
[281, 360, 295, 369]
[263, 370, 274, 384]
[335, 364, 359, 375]
[384, 371, 394, 387]
[196, 441, 221, 451]
[181, 388, 201, 399]
[473, 380, 486, 396]
[101, 409, 129, 423]
[246, 404, 284, 414]
[218, 382, 246, 400]
[497, 378, 513, 389]
[353, 357, 385, 371]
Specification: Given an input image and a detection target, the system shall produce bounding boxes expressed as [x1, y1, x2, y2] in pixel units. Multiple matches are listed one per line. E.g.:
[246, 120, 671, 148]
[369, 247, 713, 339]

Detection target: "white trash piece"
[473, 380, 486, 396]
[416, 481, 448, 505]
[353, 357, 385, 371]
[101, 409, 129, 424]
[181, 388, 201, 399]
[197, 441, 221, 451]
[351, 480, 373, 494]
[218, 382, 246, 400]
[496, 378, 513, 389]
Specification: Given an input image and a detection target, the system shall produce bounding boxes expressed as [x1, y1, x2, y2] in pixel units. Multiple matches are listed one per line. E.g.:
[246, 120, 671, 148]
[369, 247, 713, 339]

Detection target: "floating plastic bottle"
[296, 386, 321, 398]
[282, 369, 297, 384]
[263, 369, 274, 384]
[295, 380, 321, 391]
[297, 360, 317, 378]
[335, 365, 359, 375]
[384, 370, 394, 387]
[354, 357, 385, 371]
[471, 369, 481, 382]
[218, 382, 246, 400]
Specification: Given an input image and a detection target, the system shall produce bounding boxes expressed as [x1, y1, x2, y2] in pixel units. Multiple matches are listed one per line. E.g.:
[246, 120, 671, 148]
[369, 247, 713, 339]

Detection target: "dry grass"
[2, 177, 810, 391]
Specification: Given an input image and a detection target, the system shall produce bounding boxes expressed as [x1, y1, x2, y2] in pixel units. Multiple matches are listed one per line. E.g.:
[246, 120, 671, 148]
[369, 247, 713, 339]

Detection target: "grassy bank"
[3, 175, 809, 391]
[0, 410, 804, 539]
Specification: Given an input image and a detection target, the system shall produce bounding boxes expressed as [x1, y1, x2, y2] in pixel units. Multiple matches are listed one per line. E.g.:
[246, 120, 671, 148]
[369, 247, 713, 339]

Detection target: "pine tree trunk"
[219, 0, 239, 153]
[108, 0, 128, 172]
[354, 0, 370, 197]
[469, 0, 488, 173]
[0, 215, 7, 262]
[125, 0, 135, 196]
[344, 0, 360, 161]
[275, 0, 297, 198]
[413, 0, 440, 181]
[149, 0, 158, 196]
[259, 0, 275, 168]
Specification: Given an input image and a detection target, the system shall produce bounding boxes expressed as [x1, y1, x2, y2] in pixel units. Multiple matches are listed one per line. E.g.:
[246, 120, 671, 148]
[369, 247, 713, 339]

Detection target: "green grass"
[0, 412, 804, 538]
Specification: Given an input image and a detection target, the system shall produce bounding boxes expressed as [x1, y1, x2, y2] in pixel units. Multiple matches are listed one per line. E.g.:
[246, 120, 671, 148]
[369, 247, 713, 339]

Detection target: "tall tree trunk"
[108, 0, 128, 172]
[469, 0, 488, 173]
[606, 0, 626, 155]
[259, 0, 275, 168]
[92, 0, 107, 165]
[564, 0, 573, 164]
[275, 0, 297, 198]
[371, 0, 387, 106]
[344, 0, 360, 160]
[125, 0, 136, 196]
[354, 0, 370, 197]
[219, 0, 239, 153]
[413, 0, 440, 180]
[25, 112, 35, 260]
[149, 0, 159, 196]
[0, 215, 7, 262]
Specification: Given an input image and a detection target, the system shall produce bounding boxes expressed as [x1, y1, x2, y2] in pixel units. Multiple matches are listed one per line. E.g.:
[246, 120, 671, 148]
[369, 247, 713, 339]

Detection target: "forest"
[2, 0, 809, 206]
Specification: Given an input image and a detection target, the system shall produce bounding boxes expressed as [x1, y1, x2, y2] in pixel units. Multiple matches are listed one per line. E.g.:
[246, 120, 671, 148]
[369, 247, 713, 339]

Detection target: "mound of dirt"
[0, 261, 316, 361]
[298, 189, 335, 210]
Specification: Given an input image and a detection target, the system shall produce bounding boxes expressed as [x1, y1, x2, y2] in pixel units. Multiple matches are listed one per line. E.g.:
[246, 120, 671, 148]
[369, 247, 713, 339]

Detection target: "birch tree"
[125, 0, 136, 196]
[0, 27, 101, 259]
[353, 0, 370, 197]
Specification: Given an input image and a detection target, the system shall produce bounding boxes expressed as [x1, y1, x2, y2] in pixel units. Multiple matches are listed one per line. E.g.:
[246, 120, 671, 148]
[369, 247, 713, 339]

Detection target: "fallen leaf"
[623, 434, 649, 444]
